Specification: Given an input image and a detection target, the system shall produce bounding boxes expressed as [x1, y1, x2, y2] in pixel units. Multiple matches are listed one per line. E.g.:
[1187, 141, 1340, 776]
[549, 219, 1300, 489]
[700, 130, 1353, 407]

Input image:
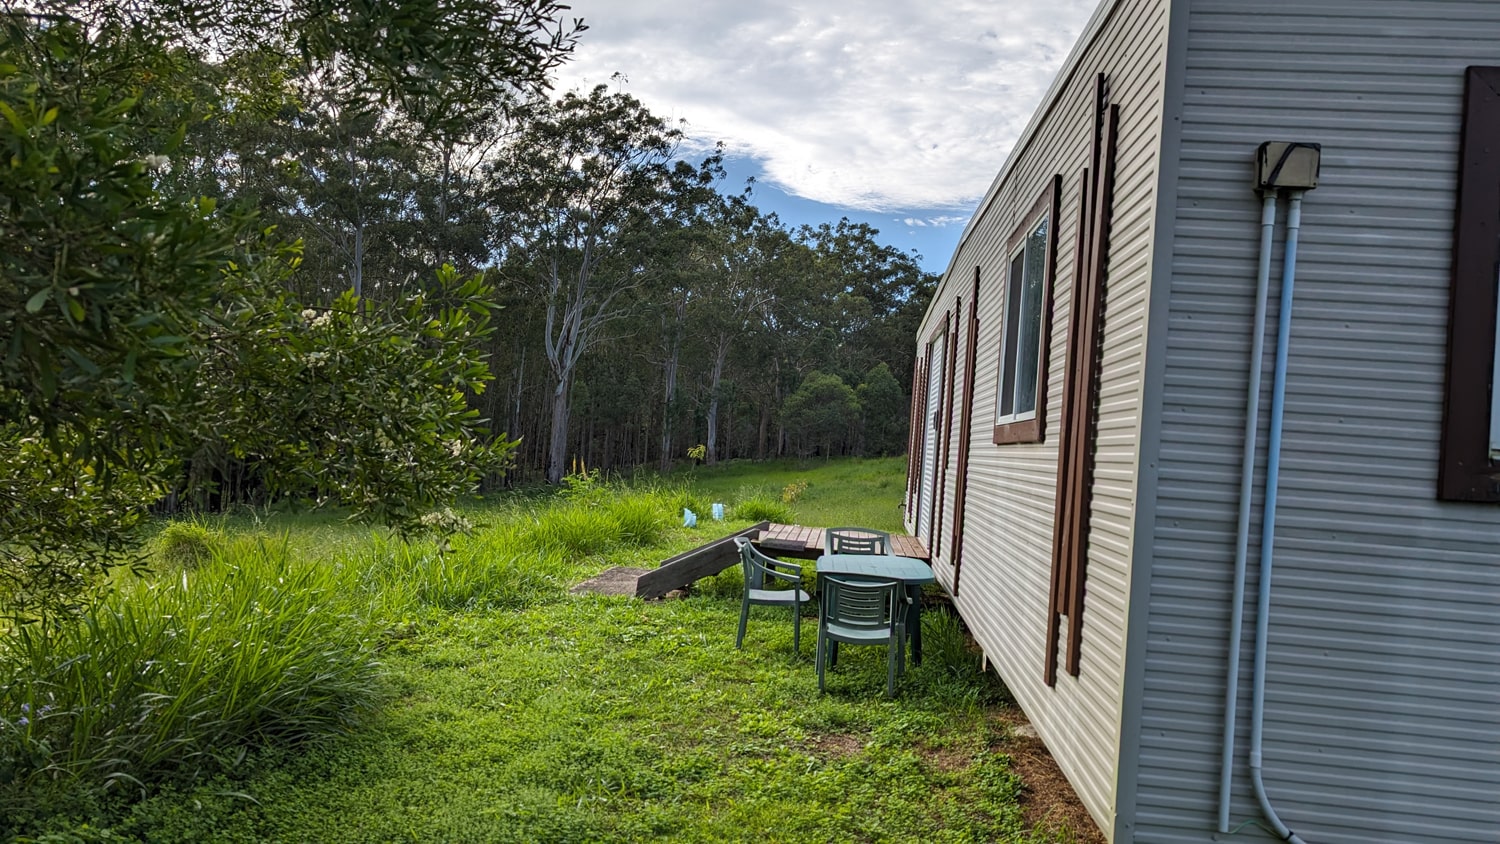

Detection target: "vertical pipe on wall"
[1249, 192, 1308, 844]
[1218, 192, 1278, 832]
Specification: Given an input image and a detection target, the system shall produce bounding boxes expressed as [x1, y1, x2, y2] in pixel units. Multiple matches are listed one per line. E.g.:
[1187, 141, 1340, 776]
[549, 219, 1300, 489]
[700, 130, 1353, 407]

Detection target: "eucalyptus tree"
[798, 219, 936, 391]
[689, 196, 784, 464]
[492, 85, 722, 483]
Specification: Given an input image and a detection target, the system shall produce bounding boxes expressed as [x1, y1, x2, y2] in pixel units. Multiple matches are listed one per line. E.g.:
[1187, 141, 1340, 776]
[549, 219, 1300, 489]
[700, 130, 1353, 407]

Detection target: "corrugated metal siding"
[915, 0, 1169, 836]
[1138, 2, 1500, 841]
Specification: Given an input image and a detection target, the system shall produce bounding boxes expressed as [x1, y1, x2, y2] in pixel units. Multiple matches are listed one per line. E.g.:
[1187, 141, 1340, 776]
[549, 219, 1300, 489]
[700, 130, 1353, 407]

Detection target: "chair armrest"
[765, 558, 802, 576]
[761, 565, 804, 587]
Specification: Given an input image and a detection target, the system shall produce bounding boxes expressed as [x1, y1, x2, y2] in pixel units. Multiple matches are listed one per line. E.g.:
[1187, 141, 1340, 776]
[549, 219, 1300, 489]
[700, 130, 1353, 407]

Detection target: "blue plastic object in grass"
[683, 508, 698, 527]
[711, 502, 725, 520]
[732, 537, 811, 652]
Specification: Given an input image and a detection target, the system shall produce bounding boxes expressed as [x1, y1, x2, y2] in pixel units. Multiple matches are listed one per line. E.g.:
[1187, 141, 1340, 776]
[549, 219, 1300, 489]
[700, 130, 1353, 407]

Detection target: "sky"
[549, 0, 1101, 274]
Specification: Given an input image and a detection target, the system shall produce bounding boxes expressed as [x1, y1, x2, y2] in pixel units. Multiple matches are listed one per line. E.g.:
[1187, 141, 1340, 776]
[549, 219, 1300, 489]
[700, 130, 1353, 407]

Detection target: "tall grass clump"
[661, 487, 707, 521]
[358, 530, 567, 612]
[151, 519, 224, 570]
[602, 492, 669, 547]
[526, 505, 622, 558]
[0, 539, 382, 804]
[732, 494, 793, 524]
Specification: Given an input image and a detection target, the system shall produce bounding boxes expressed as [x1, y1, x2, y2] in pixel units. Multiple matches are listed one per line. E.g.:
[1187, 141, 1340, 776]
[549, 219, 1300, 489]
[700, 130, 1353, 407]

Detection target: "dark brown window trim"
[923, 326, 949, 543]
[909, 355, 930, 520]
[906, 356, 923, 511]
[950, 270, 982, 597]
[1439, 66, 1500, 503]
[992, 175, 1063, 446]
[935, 309, 958, 559]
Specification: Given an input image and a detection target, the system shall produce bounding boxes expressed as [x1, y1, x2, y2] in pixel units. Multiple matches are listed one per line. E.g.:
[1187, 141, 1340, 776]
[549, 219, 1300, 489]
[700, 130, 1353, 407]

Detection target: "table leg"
[907, 585, 922, 665]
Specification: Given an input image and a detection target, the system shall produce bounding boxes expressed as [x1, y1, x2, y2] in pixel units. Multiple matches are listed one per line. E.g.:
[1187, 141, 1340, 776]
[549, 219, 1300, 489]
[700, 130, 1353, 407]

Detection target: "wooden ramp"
[634, 521, 769, 599]
[633, 522, 931, 600]
[754, 523, 930, 562]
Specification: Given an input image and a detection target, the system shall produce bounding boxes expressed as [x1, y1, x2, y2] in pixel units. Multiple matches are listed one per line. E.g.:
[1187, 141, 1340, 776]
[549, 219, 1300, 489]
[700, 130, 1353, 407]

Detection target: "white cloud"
[551, 0, 1098, 212]
[900, 215, 971, 229]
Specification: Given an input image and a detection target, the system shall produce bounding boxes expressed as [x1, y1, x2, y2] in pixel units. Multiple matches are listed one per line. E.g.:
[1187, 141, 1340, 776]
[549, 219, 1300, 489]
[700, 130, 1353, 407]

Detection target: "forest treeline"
[1, 0, 934, 615]
[202, 65, 937, 486]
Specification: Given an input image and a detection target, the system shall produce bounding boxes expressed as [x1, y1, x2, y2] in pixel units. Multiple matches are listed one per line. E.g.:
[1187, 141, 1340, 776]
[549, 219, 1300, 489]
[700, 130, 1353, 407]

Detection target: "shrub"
[151, 520, 223, 570]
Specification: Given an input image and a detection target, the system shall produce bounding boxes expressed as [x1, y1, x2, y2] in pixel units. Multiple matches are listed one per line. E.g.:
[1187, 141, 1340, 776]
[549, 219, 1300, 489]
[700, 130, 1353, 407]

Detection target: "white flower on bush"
[142, 154, 171, 172]
[447, 439, 464, 458]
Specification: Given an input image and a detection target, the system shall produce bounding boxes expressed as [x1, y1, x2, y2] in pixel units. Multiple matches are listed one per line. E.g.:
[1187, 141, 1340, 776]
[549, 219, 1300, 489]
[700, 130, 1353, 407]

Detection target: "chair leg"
[816, 631, 827, 692]
[886, 640, 898, 698]
[736, 598, 750, 649]
[895, 625, 907, 677]
[829, 640, 839, 669]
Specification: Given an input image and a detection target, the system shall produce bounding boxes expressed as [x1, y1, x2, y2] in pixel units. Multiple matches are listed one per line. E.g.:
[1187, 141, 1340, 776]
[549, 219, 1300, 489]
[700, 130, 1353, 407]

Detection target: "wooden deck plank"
[753, 523, 930, 563]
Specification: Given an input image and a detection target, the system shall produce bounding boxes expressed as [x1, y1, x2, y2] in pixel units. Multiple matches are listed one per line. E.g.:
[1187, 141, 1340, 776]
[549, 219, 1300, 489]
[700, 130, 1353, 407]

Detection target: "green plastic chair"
[816, 575, 911, 698]
[825, 527, 893, 556]
[733, 537, 812, 652]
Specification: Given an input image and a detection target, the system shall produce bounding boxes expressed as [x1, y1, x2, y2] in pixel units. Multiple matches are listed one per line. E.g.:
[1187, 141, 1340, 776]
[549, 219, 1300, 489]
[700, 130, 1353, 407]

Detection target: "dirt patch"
[920, 745, 973, 774]
[805, 733, 864, 758]
[570, 566, 650, 597]
[990, 708, 1107, 844]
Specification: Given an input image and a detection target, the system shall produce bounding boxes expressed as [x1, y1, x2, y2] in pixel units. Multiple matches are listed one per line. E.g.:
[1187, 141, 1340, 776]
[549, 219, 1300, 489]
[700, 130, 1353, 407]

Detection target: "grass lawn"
[5, 457, 1094, 843]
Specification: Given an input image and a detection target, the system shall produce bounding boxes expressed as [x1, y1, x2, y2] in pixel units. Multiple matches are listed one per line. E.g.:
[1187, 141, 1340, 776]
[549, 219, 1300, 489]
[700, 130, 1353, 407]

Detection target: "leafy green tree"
[780, 371, 861, 459]
[193, 266, 514, 533]
[857, 362, 907, 457]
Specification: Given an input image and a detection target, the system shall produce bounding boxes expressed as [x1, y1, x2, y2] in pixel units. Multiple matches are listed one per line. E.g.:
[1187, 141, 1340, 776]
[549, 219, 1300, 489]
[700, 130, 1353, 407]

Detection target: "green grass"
[1, 457, 1084, 844]
[668, 457, 910, 533]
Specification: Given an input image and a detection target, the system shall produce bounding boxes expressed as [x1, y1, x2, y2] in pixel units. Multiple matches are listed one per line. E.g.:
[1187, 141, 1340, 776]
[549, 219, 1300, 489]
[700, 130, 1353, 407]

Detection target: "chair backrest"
[821, 576, 900, 632]
[734, 536, 769, 590]
[826, 527, 892, 556]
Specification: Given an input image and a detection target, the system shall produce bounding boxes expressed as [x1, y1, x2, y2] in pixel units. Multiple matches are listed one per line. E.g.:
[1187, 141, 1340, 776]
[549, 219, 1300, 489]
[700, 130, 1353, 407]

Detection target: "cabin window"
[993, 179, 1061, 445]
[1438, 66, 1500, 502]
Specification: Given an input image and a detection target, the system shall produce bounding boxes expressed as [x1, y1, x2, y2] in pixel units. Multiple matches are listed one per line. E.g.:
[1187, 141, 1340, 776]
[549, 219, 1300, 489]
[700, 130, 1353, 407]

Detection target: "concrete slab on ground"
[570, 566, 649, 597]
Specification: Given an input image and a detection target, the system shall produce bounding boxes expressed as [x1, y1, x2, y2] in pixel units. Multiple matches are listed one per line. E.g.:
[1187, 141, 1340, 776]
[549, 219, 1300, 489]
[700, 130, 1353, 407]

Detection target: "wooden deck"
[754, 523, 930, 562]
[633, 522, 931, 599]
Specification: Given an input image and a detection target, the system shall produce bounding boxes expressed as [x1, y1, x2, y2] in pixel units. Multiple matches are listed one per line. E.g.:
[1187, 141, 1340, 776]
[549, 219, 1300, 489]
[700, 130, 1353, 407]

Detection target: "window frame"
[1439, 66, 1500, 503]
[993, 176, 1062, 445]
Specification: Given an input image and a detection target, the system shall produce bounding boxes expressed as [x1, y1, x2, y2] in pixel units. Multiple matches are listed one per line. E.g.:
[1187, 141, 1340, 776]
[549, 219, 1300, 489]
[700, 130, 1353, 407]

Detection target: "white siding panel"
[1138, 2, 1500, 842]
[920, 0, 1170, 838]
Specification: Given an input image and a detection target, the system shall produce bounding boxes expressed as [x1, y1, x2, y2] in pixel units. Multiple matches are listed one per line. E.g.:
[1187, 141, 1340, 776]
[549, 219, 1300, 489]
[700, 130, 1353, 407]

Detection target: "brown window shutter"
[1047, 74, 1118, 686]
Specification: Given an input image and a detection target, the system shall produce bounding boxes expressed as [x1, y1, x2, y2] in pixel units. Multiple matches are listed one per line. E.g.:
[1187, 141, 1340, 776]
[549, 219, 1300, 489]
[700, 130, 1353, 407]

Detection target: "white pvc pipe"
[1249, 191, 1308, 844]
[1219, 192, 1278, 832]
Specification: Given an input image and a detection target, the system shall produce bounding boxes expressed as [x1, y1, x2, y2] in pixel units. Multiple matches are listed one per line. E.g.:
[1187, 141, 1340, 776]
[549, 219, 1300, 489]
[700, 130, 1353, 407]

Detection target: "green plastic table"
[816, 553, 935, 664]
